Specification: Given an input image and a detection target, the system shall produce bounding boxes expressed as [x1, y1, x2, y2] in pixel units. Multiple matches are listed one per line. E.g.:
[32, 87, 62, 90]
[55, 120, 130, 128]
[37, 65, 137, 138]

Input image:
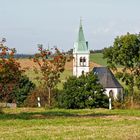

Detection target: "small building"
[93, 67, 123, 100]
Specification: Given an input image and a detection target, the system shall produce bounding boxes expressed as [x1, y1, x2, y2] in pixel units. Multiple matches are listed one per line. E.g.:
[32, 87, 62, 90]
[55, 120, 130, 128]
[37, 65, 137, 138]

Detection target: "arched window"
[83, 57, 86, 66]
[80, 57, 83, 66]
[80, 57, 86, 66]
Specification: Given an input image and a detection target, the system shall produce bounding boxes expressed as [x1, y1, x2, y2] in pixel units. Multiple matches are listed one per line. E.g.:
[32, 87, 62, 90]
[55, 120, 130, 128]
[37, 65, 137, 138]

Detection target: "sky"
[0, 0, 140, 54]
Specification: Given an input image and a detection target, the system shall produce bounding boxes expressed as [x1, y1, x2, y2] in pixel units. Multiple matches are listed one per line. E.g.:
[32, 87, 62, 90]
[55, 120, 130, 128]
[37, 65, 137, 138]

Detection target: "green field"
[0, 108, 140, 140]
[90, 53, 107, 66]
[25, 69, 72, 89]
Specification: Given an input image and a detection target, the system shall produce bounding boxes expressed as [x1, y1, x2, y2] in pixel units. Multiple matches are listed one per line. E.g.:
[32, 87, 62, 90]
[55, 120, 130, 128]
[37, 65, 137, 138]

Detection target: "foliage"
[58, 72, 108, 109]
[33, 45, 66, 106]
[25, 87, 48, 107]
[0, 39, 23, 102]
[12, 75, 35, 106]
[103, 33, 140, 105]
[25, 87, 58, 107]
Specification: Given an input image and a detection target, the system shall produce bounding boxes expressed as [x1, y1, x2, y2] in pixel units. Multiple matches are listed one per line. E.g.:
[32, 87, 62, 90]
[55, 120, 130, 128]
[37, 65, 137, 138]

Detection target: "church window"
[80, 57, 86, 66]
[83, 57, 86, 66]
[80, 57, 83, 66]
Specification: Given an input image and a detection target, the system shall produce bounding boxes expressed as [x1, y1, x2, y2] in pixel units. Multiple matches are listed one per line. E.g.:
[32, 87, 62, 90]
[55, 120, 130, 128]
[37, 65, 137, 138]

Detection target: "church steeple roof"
[77, 19, 86, 42]
[74, 19, 89, 53]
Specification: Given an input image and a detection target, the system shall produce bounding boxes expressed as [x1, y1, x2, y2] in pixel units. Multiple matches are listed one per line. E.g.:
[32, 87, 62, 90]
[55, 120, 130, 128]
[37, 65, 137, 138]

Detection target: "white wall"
[104, 88, 123, 100]
[73, 66, 89, 77]
[73, 54, 89, 67]
[73, 53, 89, 77]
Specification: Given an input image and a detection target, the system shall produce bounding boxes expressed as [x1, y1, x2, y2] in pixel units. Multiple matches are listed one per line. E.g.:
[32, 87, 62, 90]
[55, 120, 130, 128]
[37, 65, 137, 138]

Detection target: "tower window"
[80, 57, 83, 62]
[80, 57, 86, 66]
[83, 57, 86, 66]
[80, 57, 83, 66]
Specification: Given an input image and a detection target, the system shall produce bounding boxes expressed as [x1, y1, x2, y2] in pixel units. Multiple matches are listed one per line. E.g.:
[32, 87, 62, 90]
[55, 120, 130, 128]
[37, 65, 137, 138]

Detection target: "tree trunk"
[130, 72, 134, 108]
[48, 87, 51, 107]
[130, 86, 134, 108]
[130, 95, 133, 108]
[130, 79, 134, 108]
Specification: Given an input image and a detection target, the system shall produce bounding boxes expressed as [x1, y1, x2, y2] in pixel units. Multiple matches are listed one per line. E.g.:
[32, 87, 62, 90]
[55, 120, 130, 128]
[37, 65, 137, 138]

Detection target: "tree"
[58, 72, 108, 109]
[103, 33, 140, 106]
[0, 39, 23, 102]
[33, 45, 66, 107]
[12, 75, 35, 106]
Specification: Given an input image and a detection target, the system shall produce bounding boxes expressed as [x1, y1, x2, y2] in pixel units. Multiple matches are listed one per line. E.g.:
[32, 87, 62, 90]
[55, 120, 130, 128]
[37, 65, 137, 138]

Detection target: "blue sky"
[0, 0, 140, 54]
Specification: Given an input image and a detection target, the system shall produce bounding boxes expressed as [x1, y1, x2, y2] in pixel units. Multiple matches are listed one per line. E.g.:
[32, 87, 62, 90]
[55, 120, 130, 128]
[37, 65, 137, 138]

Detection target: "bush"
[25, 87, 58, 107]
[11, 75, 35, 106]
[113, 90, 140, 109]
[58, 72, 108, 109]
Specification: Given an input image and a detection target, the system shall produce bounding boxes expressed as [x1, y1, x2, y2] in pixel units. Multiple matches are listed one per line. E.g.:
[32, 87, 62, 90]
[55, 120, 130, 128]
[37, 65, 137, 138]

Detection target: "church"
[73, 20, 123, 100]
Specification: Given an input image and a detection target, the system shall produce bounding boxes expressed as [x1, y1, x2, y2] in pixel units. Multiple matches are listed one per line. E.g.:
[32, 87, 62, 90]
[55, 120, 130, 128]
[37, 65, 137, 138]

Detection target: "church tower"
[73, 20, 90, 77]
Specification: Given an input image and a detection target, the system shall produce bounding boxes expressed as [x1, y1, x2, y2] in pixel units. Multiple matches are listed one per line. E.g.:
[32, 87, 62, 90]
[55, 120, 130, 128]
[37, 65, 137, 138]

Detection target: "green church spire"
[74, 19, 89, 53]
[77, 19, 86, 42]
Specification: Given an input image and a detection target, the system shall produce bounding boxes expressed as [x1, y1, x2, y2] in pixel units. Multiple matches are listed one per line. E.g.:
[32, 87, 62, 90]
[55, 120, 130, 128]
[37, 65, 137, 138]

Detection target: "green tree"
[12, 75, 35, 106]
[33, 45, 66, 107]
[103, 33, 140, 106]
[58, 72, 108, 109]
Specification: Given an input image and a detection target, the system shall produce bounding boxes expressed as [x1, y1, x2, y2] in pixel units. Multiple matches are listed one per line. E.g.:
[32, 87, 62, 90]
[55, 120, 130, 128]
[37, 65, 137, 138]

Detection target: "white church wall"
[104, 88, 123, 100]
[73, 54, 89, 66]
[73, 66, 89, 77]
[73, 53, 89, 77]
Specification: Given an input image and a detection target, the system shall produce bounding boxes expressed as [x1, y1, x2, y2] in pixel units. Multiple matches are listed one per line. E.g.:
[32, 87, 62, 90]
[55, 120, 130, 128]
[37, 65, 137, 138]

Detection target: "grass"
[56, 70, 72, 89]
[25, 69, 72, 89]
[0, 108, 140, 140]
[90, 53, 107, 66]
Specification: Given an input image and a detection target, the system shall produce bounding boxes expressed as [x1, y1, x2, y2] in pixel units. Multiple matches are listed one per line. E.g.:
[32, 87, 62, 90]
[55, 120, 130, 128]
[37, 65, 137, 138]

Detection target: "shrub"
[58, 72, 108, 109]
[25, 87, 58, 107]
[11, 75, 35, 106]
[113, 90, 140, 109]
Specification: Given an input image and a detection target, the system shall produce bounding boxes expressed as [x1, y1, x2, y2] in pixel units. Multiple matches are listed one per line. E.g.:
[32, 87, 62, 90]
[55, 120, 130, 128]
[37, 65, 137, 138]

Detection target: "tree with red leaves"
[0, 39, 23, 102]
[33, 44, 66, 106]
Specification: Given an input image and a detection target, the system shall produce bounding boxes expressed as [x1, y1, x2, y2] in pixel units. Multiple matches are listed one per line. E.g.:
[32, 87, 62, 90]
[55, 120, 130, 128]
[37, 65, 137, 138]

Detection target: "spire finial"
[80, 17, 82, 27]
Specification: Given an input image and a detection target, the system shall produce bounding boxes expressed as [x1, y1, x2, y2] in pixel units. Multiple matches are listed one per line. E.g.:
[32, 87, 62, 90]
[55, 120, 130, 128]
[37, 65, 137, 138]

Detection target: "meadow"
[0, 108, 140, 140]
[90, 53, 107, 66]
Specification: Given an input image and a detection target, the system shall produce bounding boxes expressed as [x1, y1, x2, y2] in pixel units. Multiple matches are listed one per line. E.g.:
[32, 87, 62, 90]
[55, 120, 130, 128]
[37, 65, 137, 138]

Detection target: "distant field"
[19, 56, 102, 89]
[90, 53, 107, 66]
[0, 108, 140, 140]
